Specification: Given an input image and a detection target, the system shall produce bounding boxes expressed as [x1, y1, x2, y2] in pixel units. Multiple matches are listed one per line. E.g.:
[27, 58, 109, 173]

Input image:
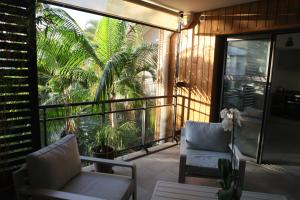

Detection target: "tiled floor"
[114, 145, 300, 200]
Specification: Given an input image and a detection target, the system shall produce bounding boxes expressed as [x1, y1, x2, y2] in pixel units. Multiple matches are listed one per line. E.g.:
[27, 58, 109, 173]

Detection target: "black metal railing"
[39, 95, 177, 157]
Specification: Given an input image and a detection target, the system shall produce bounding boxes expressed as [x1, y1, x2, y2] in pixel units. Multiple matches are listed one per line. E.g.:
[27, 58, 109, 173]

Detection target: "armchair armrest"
[80, 156, 135, 169]
[180, 135, 187, 158]
[80, 156, 136, 180]
[179, 134, 187, 183]
[19, 186, 104, 200]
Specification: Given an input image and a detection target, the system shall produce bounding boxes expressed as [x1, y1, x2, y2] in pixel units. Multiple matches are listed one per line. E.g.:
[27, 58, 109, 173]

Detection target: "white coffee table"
[151, 181, 287, 200]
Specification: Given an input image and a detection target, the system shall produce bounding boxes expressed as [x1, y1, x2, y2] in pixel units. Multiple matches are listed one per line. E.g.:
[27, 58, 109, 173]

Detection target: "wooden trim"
[27, 0, 41, 150]
[210, 36, 225, 122]
[0, 0, 40, 197]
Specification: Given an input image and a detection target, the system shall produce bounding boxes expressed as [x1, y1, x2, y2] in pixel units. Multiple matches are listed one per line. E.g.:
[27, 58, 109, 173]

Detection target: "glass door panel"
[222, 39, 271, 159]
[262, 33, 300, 164]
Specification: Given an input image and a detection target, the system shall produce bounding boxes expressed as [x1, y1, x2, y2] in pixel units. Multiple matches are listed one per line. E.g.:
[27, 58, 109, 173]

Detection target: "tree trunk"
[110, 93, 117, 128]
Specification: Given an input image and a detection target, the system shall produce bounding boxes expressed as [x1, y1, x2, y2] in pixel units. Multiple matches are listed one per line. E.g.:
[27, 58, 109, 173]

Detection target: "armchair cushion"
[185, 149, 232, 177]
[186, 149, 232, 169]
[185, 121, 230, 152]
[62, 171, 133, 200]
[26, 134, 81, 190]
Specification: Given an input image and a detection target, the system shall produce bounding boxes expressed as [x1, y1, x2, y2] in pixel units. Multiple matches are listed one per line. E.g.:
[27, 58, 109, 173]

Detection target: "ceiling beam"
[124, 0, 179, 16]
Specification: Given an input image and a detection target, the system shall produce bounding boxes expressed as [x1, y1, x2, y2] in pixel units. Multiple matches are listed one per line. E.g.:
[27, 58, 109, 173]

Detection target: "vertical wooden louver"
[0, 0, 40, 197]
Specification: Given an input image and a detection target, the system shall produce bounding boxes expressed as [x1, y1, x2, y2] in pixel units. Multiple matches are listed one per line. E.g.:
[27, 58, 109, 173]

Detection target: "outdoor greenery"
[36, 4, 158, 155]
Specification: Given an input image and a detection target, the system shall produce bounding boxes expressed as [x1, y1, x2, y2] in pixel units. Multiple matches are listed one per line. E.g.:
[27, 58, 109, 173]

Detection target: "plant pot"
[218, 187, 241, 200]
[92, 145, 115, 173]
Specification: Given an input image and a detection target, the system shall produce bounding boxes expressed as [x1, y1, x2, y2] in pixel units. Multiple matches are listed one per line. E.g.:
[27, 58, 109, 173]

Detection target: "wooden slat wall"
[169, 0, 300, 128]
[0, 0, 40, 197]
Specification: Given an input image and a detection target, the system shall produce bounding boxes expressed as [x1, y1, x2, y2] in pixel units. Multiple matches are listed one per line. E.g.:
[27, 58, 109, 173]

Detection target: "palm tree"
[93, 17, 158, 127]
[37, 4, 103, 105]
[36, 4, 105, 143]
[36, 5, 157, 144]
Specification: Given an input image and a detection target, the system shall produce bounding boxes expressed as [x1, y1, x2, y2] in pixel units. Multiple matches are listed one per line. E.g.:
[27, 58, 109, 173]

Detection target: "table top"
[151, 181, 287, 200]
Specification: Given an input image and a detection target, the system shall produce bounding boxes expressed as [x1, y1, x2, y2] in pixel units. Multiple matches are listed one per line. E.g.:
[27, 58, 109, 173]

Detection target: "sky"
[56, 6, 102, 30]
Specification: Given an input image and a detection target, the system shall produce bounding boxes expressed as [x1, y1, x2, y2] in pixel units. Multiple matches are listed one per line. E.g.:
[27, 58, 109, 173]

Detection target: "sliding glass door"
[222, 37, 272, 159]
[262, 33, 300, 164]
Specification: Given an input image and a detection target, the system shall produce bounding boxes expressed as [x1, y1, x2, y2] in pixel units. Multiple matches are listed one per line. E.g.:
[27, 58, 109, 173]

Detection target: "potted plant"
[217, 159, 241, 200]
[91, 125, 116, 173]
[218, 108, 243, 200]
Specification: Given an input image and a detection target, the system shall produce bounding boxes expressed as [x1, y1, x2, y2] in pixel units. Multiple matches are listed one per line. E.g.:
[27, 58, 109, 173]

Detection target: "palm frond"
[38, 5, 103, 68]
[94, 17, 126, 64]
[94, 42, 158, 101]
[94, 51, 128, 101]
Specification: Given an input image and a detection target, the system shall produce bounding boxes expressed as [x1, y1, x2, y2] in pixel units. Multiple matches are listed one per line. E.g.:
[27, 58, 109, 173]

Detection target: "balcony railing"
[39, 96, 177, 157]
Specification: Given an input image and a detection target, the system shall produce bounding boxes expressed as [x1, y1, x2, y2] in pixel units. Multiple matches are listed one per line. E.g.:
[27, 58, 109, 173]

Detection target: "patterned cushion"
[26, 134, 81, 190]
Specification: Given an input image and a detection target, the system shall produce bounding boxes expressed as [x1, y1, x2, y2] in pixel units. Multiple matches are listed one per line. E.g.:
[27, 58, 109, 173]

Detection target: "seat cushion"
[26, 134, 81, 190]
[61, 171, 133, 200]
[186, 149, 232, 177]
[185, 121, 230, 152]
[186, 149, 231, 168]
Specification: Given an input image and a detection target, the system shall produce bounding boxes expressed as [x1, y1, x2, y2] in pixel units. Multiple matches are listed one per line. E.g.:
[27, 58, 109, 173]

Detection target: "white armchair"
[13, 134, 136, 200]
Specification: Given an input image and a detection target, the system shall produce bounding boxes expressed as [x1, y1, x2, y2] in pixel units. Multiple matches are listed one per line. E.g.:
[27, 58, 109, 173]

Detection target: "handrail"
[39, 95, 175, 109]
[176, 95, 210, 107]
[41, 104, 174, 122]
[38, 95, 178, 156]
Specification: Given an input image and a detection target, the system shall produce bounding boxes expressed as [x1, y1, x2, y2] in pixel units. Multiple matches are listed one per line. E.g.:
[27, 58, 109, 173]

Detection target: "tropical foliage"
[37, 4, 157, 104]
[93, 17, 157, 101]
[36, 4, 158, 155]
[36, 4, 102, 105]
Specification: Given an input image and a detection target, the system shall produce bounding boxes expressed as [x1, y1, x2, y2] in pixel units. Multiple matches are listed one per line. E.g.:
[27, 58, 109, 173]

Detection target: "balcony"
[1, 0, 300, 199]
[39, 96, 178, 158]
[79, 145, 299, 200]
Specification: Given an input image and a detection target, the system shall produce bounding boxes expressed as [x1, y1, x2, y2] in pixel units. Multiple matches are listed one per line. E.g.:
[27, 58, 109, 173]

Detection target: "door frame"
[221, 34, 273, 163]
[214, 27, 300, 164]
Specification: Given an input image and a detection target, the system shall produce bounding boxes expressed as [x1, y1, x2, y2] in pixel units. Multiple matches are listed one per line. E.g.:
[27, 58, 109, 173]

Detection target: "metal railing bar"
[39, 112, 104, 122]
[146, 104, 174, 109]
[146, 135, 174, 144]
[115, 136, 174, 155]
[40, 104, 174, 122]
[39, 101, 96, 109]
[39, 95, 178, 152]
[39, 95, 174, 109]
[176, 95, 211, 106]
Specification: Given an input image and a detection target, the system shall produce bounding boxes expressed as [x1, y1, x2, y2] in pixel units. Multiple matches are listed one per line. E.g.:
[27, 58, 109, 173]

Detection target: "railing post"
[172, 95, 177, 142]
[181, 96, 185, 127]
[101, 102, 105, 125]
[43, 107, 47, 146]
[142, 100, 146, 152]
[172, 13, 182, 143]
